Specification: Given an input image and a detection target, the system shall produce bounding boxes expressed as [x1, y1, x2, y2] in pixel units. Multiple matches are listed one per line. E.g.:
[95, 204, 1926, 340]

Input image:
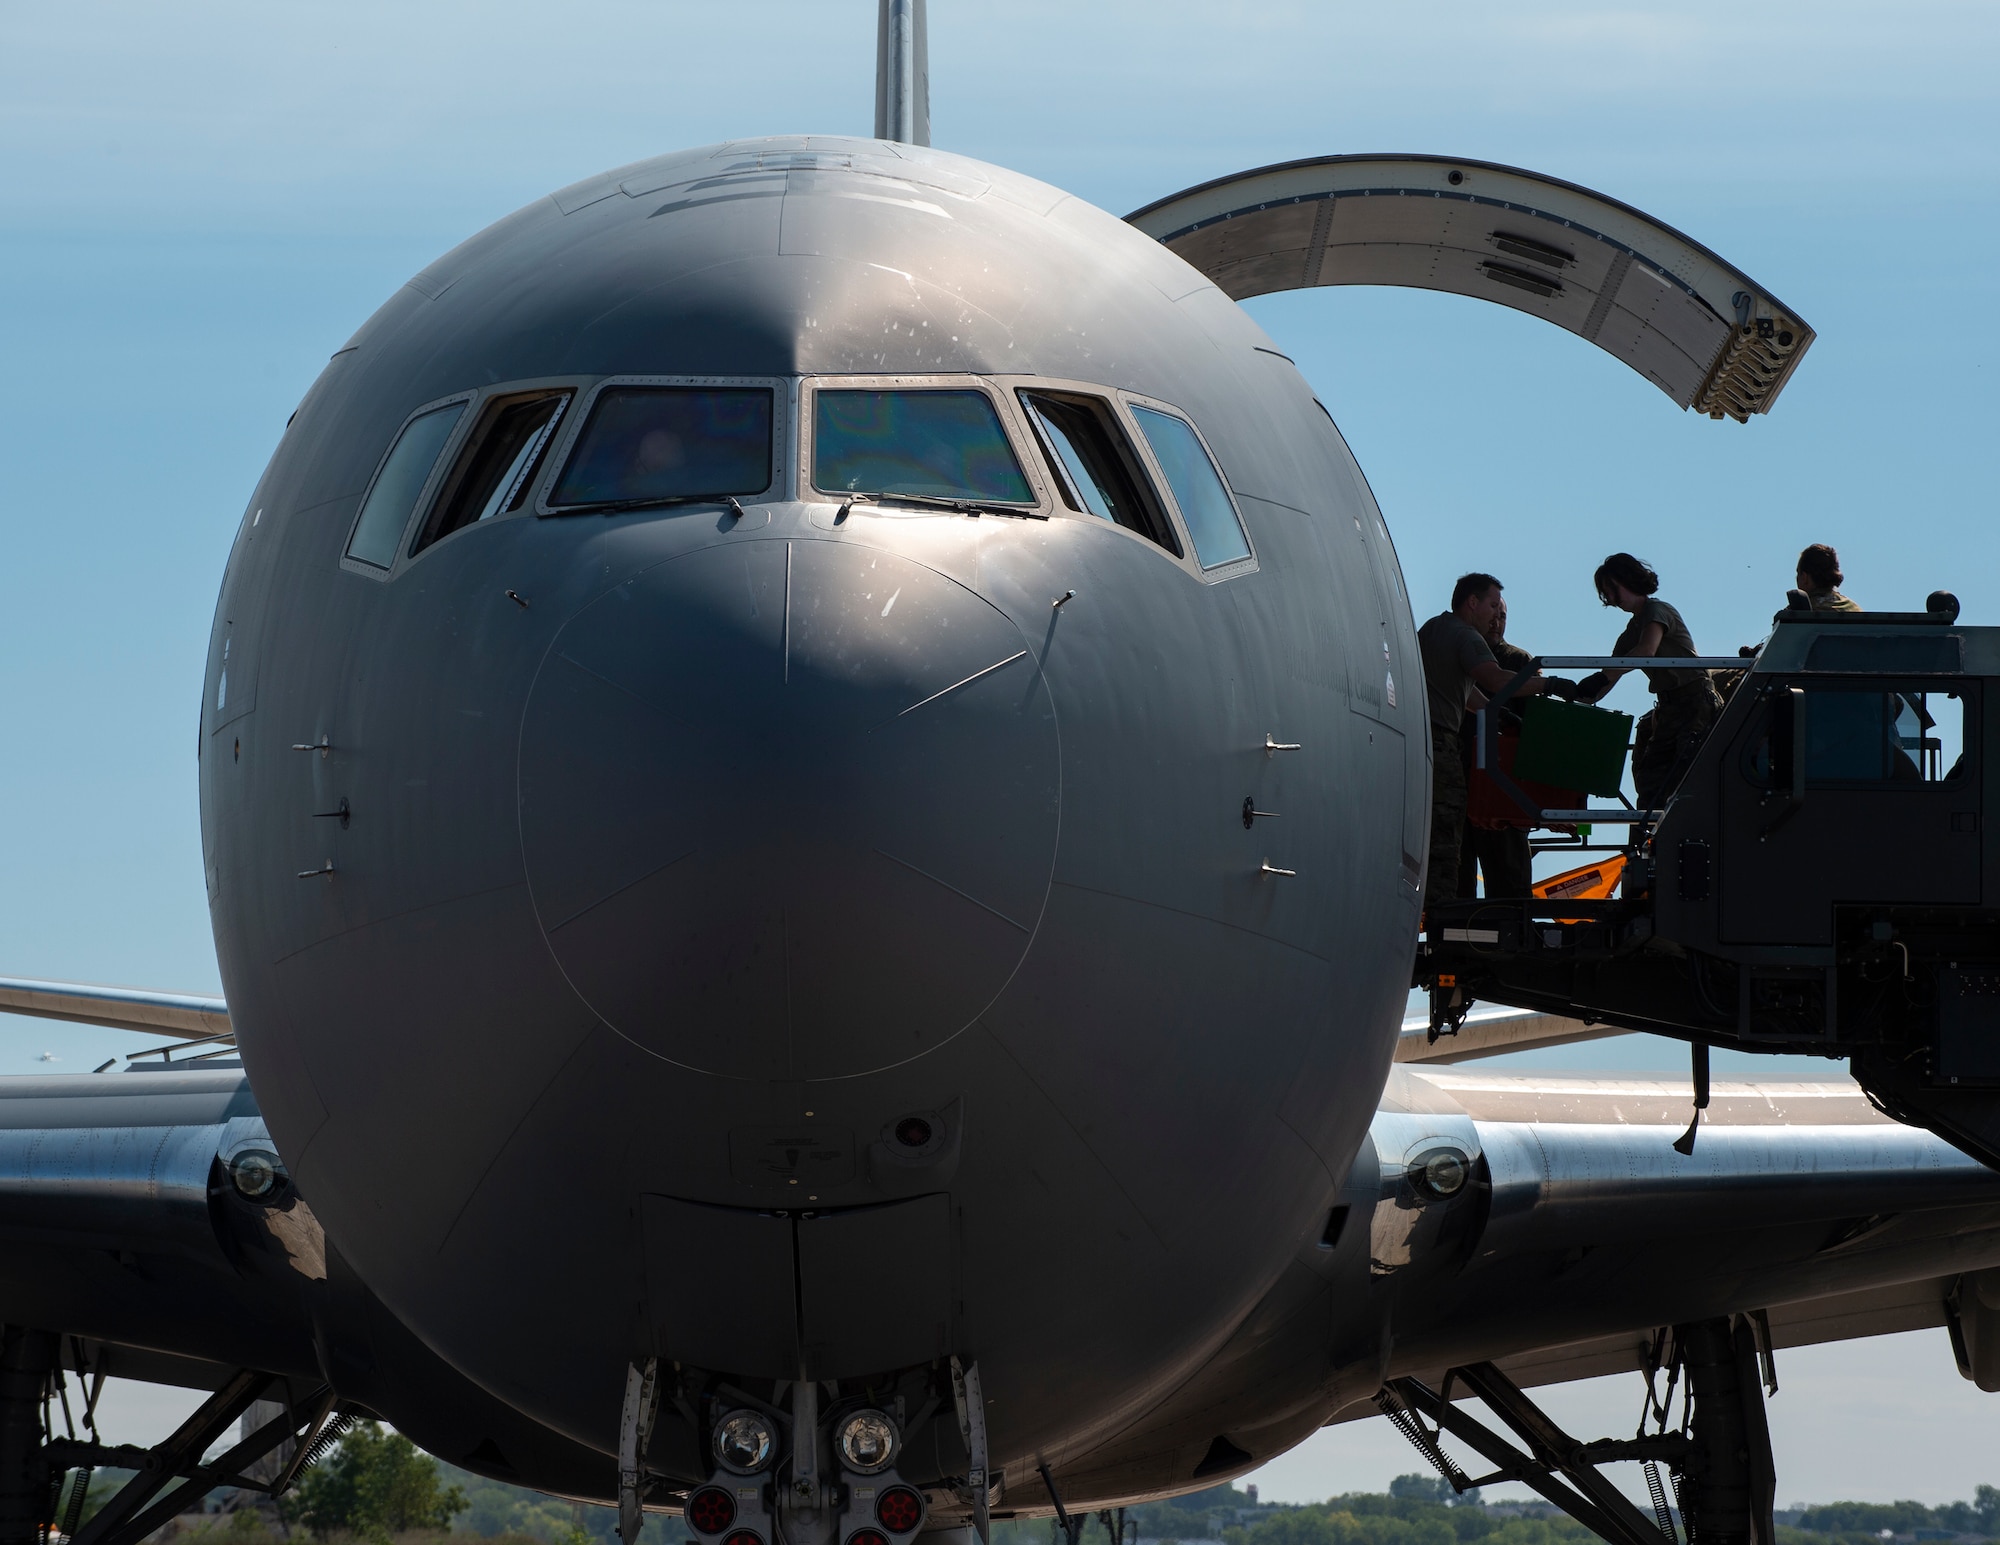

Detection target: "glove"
[1541, 676, 1581, 701]
[1574, 671, 1613, 703]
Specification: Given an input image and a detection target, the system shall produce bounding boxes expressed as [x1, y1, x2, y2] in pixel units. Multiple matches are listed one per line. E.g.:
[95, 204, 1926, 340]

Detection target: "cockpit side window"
[347, 402, 466, 569]
[813, 390, 1034, 505]
[548, 387, 773, 511]
[1128, 405, 1252, 570]
[1018, 390, 1180, 557]
[413, 389, 572, 554]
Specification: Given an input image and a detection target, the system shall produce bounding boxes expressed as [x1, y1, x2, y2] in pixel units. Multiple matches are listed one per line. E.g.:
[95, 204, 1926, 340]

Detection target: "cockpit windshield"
[813, 389, 1033, 505]
[548, 387, 772, 510]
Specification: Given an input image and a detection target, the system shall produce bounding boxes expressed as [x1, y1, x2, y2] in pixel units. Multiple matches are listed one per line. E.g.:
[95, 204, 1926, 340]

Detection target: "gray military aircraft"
[0, 8, 1990, 1545]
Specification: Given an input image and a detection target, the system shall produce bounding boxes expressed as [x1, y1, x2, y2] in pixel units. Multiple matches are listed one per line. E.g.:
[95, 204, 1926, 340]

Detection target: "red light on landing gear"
[875, 1488, 924, 1534]
[723, 1531, 764, 1545]
[848, 1531, 890, 1545]
[687, 1488, 737, 1534]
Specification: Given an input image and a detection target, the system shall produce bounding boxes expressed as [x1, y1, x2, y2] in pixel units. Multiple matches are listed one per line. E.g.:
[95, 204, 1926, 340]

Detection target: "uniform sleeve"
[1638, 599, 1672, 633]
[1456, 627, 1496, 673]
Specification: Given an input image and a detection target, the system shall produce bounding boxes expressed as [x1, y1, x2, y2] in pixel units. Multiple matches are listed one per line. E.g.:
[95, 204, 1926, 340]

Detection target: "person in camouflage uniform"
[1576, 553, 1721, 812]
[1797, 543, 1861, 612]
[1458, 596, 1535, 899]
[1420, 575, 1567, 910]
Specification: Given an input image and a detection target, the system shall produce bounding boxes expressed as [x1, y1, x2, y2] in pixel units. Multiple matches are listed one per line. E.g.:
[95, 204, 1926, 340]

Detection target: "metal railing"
[1476, 654, 1748, 829]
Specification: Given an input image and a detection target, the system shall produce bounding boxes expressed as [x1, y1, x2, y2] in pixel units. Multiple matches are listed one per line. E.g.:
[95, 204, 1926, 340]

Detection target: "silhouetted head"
[1594, 553, 1658, 607]
[1451, 572, 1503, 633]
[1796, 543, 1843, 594]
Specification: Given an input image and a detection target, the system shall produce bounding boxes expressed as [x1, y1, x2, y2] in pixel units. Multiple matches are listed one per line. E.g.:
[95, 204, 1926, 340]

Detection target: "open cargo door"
[1127, 154, 1813, 422]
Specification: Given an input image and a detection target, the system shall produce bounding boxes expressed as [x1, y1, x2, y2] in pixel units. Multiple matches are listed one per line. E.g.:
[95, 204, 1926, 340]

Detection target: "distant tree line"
[62, 1438, 2000, 1545]
[1782, 1487, 2000, 1543]
[996, 1479, 2000, 1545]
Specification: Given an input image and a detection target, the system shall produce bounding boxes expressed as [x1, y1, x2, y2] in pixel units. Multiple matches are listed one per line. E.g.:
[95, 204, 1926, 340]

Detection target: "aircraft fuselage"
[198, 137, 1426, 1504]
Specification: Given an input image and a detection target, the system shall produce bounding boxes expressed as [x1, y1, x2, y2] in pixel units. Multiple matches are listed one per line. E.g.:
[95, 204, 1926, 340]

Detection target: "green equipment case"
[1512, 696, 1633, 798]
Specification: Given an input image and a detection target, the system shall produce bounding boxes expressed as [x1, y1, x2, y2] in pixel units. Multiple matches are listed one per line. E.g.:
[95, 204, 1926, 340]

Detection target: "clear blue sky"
[2, 0, 1996, 1505]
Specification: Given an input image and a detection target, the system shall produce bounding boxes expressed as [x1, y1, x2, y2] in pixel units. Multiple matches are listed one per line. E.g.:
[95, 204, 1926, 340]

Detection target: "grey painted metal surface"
[2, 1040, 1997, 1517]
[7, 1054, 1999, 1513]
[1036, 1070, 2000, 1501]
[1127, 155, 1814, 421]
[1394, 1005, 1622, 1064]
[0, 1069, 255, 1130]
[0, 1117, 224, 1256]
[193, 133, 1428, 1496]
[0, 127, 1937, 1521]
[0, 1071, 285, 1266]
[874, 0, 929, 146]
[0, 977, 231, 1038]
[1477, 1119, 1995, 1256]
[0, 1068, 624, 1499]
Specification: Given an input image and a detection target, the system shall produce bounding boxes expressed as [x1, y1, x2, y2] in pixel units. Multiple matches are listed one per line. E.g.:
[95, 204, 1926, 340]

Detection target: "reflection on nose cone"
[519, 538, 1059, 1079]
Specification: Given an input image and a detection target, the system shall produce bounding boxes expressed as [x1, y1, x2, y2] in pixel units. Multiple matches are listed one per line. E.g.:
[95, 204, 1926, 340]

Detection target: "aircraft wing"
[1346, 1065, 2000, 1408]
[1393, 1005, 1627, 1065]
[1127, 154, 1813, 422]
[0, 1063, 619, 1512]
[0, 975, 231, 1041]
[8, 1058, 1995, 1400]
[0, 1066, 322, 1385]
[4, 1036, 2000, 1542]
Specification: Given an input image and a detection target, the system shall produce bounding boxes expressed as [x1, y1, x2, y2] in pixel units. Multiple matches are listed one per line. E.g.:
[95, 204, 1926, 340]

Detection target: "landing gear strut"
[1676, 1319, 1777, 1545]
[0, 1325, 346, 1545]
[0, 1329, 56, 1545]
[1380, 1315, 1777, 1545]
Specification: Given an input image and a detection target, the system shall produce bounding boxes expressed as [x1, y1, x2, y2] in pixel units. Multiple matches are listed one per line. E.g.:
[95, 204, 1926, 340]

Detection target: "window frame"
[798, 374, 1056, 517]
[407, 383, 583, 561]
[1740, 677, 1977, 791]
[531, 373, 790, 518]
[341, 390, 477, 580]
[1008, 380, 1185, 561]
[1112, 390, 1258, 582]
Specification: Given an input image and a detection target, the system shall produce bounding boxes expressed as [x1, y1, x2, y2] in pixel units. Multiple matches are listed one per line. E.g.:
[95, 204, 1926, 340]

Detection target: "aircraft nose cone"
[519, 537, 1059, 1078]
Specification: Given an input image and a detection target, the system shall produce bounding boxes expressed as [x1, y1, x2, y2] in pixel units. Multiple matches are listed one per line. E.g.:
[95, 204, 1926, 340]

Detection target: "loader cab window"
[813, 389, 1034, 505]
[1018, 390, 1180, 555]
[548, 387, 773, 510]
[414, 389, 572, 554]
[1128, 405, 1252, 570]
[1748, 685, 1968, 787]
[347, 401, 466, 568]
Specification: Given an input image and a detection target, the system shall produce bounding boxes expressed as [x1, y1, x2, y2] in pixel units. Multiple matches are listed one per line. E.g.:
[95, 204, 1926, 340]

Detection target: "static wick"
[1259, 861, 1298, 878]
[296, 862, 336, 881]
[506, 590, 530, 609]
[291, 735, 332, 760]
[1052, 589, 1076, 610]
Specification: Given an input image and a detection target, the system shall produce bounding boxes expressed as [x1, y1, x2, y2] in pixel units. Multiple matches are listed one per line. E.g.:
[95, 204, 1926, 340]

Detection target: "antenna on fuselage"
[873, 0, 930, 145]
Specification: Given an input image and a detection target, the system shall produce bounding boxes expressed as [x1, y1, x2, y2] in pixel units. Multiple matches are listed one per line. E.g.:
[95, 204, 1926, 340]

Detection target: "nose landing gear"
[652, 1361, 935, 1545]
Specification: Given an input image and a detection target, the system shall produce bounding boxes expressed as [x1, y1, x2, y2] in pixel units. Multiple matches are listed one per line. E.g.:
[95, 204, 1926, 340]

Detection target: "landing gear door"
[1717, 679, 1980, 947]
